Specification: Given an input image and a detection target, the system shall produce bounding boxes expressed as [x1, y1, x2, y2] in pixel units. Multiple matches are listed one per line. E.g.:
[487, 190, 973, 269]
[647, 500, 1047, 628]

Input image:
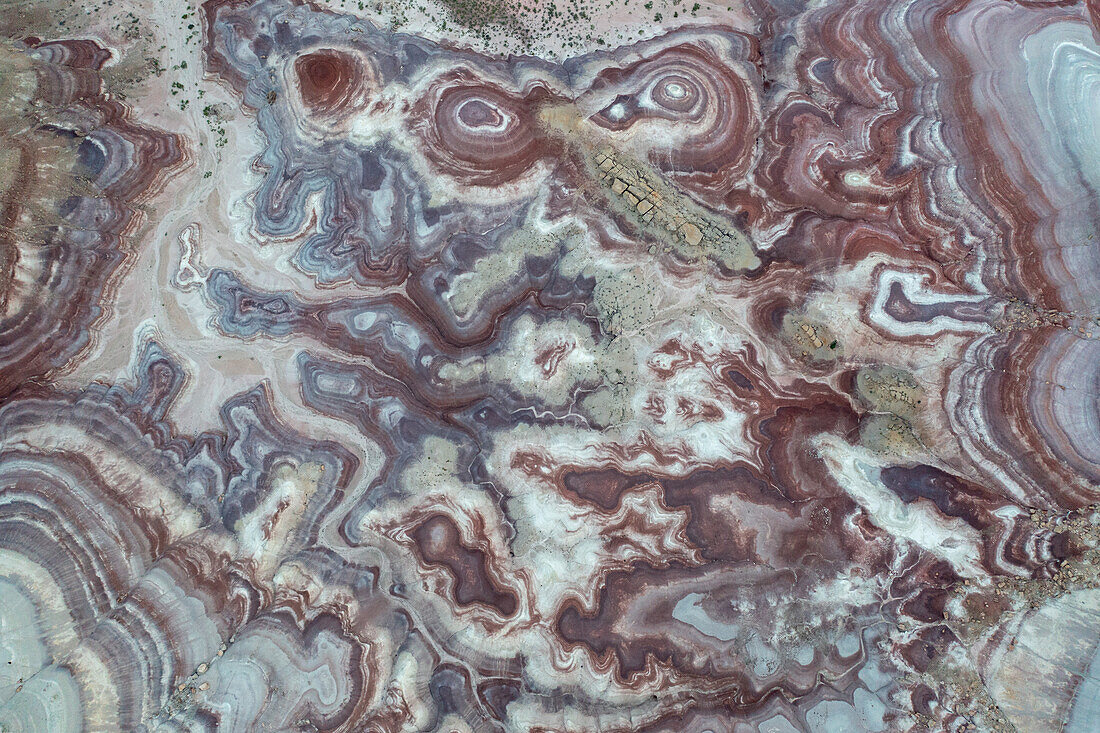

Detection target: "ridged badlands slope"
[2, 0, 1100, 731]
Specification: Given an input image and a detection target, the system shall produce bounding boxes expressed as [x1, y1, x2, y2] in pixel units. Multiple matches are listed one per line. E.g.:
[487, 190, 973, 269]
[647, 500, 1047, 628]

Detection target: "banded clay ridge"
[1, 0, 1100, 732]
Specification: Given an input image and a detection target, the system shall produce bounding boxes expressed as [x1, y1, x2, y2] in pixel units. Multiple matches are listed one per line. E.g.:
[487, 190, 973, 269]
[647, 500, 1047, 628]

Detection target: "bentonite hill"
[1, 0, 1099, 731]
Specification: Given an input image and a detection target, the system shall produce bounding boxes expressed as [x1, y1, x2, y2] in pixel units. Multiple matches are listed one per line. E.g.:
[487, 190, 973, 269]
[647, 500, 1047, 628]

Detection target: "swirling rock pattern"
[2, 0, 1100, 730]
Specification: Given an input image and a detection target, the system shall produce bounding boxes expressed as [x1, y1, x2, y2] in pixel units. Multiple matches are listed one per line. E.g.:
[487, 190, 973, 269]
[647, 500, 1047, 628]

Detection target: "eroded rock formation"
[2, 0, 1100, 730]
